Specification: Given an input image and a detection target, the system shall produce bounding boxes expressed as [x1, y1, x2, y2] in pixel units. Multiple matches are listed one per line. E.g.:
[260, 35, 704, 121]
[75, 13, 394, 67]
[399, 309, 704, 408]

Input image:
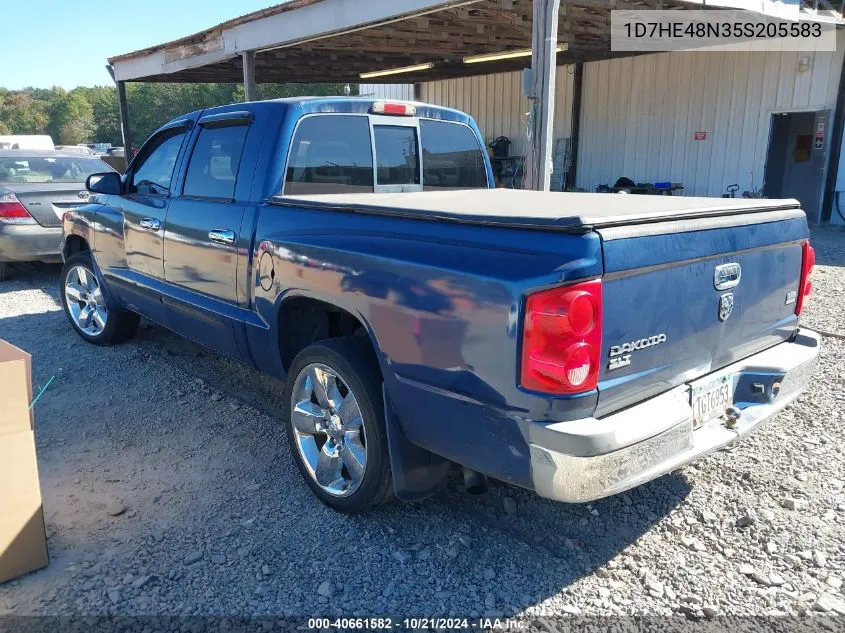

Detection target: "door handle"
[140, 218, 161, 231]
[208, 229, 236, 245]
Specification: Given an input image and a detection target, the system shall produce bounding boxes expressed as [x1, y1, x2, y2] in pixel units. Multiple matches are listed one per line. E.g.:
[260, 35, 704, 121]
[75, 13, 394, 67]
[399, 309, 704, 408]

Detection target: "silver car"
[0, 150, 114, 281]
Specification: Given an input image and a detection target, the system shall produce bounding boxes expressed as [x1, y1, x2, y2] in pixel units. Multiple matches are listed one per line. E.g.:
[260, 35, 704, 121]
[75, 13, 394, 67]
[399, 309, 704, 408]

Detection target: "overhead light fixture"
[463, 44, 568, 65]
[359, 63, 434, 79]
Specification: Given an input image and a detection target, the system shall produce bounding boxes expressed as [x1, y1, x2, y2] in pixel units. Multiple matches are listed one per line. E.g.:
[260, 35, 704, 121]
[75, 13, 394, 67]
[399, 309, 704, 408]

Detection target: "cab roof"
[178, 96, 473, 127]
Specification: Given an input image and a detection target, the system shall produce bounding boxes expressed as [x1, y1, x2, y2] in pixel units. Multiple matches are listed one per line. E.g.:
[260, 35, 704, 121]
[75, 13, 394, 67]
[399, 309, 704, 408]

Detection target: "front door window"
[129, 130, 187, 196]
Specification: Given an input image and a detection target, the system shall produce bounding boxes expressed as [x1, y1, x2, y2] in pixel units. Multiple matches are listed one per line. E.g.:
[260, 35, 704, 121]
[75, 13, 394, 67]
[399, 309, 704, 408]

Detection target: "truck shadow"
[133, 323, 692, 616]
[0, 271, 691, 618]
[0, 261, 61, 286]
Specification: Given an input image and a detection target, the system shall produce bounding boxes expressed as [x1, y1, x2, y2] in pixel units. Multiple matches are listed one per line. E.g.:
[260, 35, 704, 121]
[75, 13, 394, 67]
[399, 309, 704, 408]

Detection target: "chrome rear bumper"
[528, 329, 820, 503]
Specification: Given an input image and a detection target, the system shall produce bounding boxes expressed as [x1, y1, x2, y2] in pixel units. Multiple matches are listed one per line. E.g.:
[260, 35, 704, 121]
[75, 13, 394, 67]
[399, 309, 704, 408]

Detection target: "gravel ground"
[0, 227, 843, 626]
[800, 226, 845, 338]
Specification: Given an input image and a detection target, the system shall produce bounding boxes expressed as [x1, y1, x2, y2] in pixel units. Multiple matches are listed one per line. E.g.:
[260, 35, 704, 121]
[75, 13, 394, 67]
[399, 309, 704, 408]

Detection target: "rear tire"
[0, 262, 9, 282]
[283, 337, 393, 513]
[60, 252, 139, 345]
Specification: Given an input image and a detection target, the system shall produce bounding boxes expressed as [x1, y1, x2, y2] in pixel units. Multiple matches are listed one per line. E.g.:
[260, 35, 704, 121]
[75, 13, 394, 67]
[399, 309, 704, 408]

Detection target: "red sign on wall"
[694, 131, 707, 141]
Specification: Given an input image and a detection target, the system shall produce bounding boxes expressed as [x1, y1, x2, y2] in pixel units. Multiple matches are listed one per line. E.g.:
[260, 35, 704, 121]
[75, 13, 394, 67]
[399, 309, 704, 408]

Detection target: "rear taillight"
[0, 192, 34, 224]
[521, 279, 602, 394]
[795, 240, 815, 316]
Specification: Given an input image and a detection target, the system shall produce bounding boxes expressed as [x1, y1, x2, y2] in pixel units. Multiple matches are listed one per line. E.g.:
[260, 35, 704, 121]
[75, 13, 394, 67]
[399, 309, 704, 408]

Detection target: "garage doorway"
[764, 110, 829, 222]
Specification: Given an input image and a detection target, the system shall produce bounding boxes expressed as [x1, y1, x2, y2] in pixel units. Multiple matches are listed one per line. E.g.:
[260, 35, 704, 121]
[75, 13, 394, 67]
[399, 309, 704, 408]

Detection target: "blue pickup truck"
[61, 97, 820, 513]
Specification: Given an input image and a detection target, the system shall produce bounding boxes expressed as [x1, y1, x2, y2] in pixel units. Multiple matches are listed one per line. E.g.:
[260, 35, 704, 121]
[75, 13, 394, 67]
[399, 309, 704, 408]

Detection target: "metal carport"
[106, 0, 818, 190]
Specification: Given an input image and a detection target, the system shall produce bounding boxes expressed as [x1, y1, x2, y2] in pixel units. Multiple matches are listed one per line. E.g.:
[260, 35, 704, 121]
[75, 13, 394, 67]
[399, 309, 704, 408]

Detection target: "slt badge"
[608, 333, 667, 371]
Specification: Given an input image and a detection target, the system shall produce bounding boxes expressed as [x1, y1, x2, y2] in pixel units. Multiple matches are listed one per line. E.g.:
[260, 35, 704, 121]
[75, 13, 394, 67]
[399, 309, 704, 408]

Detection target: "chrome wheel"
[290, 363, 367, 497]
[64, 265, 108, 337]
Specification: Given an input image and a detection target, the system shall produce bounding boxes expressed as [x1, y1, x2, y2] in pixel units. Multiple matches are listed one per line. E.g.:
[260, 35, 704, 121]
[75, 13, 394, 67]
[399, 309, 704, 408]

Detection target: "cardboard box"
[0, 339, 48, 584]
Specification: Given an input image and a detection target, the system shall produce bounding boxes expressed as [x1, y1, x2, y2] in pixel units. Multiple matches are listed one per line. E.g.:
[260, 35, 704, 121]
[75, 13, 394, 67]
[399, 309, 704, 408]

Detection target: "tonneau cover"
[271, 189, 802, 231]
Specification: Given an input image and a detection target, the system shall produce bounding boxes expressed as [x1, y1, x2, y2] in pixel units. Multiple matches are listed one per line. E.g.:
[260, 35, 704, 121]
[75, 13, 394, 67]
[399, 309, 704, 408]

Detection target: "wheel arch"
[60, 250, 139, 345]
[61, 244, 121, 312]
[275, 291, 385, 376]
[62, 234, 90, 261]
[274, 289, 450, 502]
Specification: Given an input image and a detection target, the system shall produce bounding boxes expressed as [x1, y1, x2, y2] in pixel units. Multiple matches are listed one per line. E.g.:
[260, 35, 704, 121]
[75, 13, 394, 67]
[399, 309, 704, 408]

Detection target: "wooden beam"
[114, 0, 679, 86]
[136, 47, 631, 84]
[129, 0, 652, 87]
[116, 80, 132, 169]
[242, 51, 257, 102]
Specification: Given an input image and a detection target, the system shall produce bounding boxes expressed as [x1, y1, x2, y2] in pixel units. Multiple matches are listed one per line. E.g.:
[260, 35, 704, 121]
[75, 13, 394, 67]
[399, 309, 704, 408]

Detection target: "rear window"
[420, 120, 488, 190]
[374, 125, 419, 186]
[285, 115, 374, 195]
[183, 124, 249, 200]
[0, 156, 111, 184]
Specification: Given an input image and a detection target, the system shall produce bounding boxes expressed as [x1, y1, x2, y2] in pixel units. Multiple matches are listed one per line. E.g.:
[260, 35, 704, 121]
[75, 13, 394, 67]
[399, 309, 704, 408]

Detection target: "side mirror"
[86, 171, 122, 195]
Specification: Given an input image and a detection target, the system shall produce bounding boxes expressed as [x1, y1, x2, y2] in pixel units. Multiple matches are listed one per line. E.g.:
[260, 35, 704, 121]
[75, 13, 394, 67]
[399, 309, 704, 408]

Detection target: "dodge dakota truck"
[61, 97, 819, 513]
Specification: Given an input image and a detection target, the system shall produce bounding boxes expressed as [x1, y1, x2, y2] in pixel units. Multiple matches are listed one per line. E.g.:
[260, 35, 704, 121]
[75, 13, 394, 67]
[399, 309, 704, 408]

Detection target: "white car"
[0, 135, 55, 150]
[55, 145, 97, 156]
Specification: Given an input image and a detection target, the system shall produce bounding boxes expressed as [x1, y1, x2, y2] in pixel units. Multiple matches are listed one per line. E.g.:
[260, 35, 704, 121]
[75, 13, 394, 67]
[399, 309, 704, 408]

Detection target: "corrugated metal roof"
[108, 1, 315, 63]
[106, 0, 691, 84]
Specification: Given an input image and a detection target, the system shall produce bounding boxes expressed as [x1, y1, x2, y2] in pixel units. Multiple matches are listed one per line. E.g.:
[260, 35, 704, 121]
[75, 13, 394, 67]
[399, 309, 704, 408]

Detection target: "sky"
[0, 0, 280, 89]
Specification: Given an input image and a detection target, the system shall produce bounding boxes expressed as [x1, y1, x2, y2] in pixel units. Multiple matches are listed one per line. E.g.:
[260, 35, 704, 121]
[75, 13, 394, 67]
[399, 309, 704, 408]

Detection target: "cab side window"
[128, 129, 187, 195]
[284, 116, 373, 195]
[420, 120, 488, 190]
[183, 123, 249, 200]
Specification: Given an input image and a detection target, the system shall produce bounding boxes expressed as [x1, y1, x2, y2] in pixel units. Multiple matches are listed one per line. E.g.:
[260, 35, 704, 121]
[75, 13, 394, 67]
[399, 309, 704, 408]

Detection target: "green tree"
[0, 120, 10, 135]
[49, 89, 94, 144]
[0, 82, 352, 147]
[0, 91, 50, 134]
[85, 86, 121, 145]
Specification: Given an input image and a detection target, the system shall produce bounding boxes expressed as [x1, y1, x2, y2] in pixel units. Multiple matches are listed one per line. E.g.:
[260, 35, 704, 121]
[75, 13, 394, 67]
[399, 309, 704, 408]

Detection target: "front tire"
[283, 337, 393, 513]
[60, 252, 139, 345]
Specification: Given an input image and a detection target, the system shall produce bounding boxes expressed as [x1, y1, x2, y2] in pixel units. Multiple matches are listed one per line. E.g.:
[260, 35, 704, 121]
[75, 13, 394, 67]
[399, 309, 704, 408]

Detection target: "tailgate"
[595, 209, 808, 417]
[13, 183, 88, 227]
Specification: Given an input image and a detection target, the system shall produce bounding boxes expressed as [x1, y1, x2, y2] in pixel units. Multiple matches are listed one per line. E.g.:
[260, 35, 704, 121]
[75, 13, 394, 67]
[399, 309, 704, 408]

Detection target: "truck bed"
[271, 189, 802, 232]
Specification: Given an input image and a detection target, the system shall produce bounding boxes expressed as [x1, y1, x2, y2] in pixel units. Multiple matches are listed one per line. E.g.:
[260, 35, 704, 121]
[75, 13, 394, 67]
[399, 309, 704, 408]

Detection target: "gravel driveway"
[0, 227, 843, 625]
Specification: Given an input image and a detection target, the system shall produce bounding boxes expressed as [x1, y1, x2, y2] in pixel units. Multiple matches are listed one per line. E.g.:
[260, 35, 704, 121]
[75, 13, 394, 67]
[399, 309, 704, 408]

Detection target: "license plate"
[691, 373, 735, 428]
